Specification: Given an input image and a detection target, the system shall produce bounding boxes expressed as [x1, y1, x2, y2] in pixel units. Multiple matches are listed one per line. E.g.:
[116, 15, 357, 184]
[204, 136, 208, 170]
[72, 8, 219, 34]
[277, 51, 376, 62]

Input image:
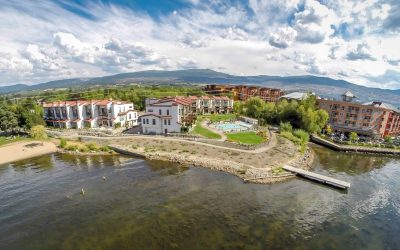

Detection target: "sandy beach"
[0, 141, 58, 165]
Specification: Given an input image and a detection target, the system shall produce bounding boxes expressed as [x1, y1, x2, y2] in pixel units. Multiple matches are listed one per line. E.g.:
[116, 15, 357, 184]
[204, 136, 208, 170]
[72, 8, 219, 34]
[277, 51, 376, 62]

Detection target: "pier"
[283, 165, 351, 189]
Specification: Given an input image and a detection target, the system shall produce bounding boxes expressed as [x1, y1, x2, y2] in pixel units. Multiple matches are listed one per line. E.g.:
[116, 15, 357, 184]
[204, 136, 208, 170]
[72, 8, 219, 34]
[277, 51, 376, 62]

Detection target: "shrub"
[30, 125, 47, 140]
[79, 145, 90, 152]
[293, 129, 309, 144]
[66, 144, 78, 151]
[86, 142, 99, 151]
[384, 136, 393, 145]
[349, 132, 358, 143]
[59, 138, 67, 148]
[280, 122, 293, 133]
[280, 131, 302, 144]
[100, 145, 110, 152]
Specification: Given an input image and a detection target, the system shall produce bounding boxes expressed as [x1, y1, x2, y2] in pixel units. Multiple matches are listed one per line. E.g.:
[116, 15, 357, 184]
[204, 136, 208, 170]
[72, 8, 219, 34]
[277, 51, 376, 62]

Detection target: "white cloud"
[0, 0, 399, 89]
[346, 42, 376, 61]
[269, 27, 298, 49]
[293, 0, 337, 43]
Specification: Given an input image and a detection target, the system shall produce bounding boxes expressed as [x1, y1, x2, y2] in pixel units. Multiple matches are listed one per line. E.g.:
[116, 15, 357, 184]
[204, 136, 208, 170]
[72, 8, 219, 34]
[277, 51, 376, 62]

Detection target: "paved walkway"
[78, 132, 278, 154]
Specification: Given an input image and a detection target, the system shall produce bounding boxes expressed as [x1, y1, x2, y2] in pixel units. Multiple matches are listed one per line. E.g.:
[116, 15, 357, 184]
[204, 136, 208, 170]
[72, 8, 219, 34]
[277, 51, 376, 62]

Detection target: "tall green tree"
[0, 105, 18, 132]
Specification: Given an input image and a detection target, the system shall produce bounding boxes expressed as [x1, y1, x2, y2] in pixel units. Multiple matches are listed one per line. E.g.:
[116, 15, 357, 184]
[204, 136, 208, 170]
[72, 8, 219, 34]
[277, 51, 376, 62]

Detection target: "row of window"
[142, 118, 171, 126]
[143, 118, 156, 125]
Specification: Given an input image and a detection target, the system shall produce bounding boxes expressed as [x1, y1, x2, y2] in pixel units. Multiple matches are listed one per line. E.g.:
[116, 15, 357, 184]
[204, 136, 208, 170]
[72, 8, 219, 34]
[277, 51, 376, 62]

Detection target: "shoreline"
[1, 135, 315, 185]
[0, 141, 58, 165]
[113, 142, 315, 184]
[311, 135, 400, 155]
[0, 140, 118, 166]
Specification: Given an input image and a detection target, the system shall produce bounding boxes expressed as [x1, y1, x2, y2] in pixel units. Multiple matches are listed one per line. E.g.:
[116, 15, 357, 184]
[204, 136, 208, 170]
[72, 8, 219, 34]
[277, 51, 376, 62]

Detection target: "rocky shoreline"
[116, 144, 315, 184]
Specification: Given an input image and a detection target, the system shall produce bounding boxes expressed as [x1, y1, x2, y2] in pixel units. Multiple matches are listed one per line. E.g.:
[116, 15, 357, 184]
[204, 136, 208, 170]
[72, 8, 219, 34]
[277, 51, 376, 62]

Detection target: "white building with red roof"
[42, 99, 138, 129]
[141, 97, 193, 134]
[140, 95, 233, 134]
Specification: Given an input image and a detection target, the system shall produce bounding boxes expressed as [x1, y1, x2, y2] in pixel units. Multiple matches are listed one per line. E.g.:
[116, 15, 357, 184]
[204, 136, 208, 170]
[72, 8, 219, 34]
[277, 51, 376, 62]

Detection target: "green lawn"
[0, 136, 32, 147]
[193, 121, 222, 139]
[198, 114, 236, 123]
[226, 132, 265, 145]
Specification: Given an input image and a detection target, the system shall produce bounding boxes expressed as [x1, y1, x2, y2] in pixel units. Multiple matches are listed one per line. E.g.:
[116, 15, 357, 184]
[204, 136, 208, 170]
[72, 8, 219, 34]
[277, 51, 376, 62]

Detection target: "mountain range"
[1, 69, 399, 106]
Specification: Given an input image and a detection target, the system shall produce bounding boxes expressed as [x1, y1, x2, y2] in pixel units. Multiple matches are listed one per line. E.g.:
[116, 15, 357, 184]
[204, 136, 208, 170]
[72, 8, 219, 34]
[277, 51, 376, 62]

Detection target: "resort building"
[42, 100, 138, 129]
[204, 84, 284, 102]
[317, 91, 400, 138]
[280, 92, 319, 101]
[141, 95, 234, 134]
[141, 97, 193, 134]
[185, 96, 234, 114]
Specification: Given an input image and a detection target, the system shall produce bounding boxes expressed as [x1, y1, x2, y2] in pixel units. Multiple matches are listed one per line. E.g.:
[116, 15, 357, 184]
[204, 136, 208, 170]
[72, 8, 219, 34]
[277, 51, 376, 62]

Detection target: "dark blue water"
[0, 146, 400, 249]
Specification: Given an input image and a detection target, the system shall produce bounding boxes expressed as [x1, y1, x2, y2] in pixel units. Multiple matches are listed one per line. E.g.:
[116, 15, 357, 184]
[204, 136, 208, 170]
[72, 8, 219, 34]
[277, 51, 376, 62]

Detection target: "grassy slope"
[226, 132, 264, 145]
[193, 121, 221, 139]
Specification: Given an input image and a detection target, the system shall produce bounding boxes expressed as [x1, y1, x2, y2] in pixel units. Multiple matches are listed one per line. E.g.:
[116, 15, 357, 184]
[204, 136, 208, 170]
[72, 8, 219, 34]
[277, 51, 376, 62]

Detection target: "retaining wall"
[311, 135, 400, 155]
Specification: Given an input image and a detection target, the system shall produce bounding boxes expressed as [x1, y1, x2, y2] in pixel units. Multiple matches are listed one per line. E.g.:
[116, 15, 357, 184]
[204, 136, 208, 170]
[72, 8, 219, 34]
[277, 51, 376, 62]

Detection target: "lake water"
[1, 146, 400, 249]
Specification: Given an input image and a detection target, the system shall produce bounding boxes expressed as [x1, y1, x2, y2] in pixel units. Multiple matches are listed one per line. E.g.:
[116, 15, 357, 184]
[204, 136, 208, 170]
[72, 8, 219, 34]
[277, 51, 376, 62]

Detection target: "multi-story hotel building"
[42, 100, 138, 129]
[317, 91, 400, 138]
[141, 96, 234, 134]
[186, 96, 233, 114]
[204, 84, 284, 102]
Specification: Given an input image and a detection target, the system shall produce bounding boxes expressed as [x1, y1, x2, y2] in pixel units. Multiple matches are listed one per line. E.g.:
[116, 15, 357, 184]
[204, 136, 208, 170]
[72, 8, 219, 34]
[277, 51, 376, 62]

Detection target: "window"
[167, 109, 170, 115]
[159, 109, 162, 115]
[129, 114, 131, 119]
[148, 109, 153, 112]
[152, 119, 156, 125]
[164, 120, 167, 125]
[168, 120, 171, 125]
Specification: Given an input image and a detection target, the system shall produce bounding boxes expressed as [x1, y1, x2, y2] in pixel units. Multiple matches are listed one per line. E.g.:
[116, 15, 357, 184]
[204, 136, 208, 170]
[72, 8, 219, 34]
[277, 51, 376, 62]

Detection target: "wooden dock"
[283, 165, 351, 189]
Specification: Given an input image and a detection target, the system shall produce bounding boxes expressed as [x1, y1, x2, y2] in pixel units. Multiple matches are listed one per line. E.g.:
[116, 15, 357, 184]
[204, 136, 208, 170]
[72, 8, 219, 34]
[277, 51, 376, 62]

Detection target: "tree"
[30, 125, 48, 140]
[244, 97, 264, 119]
[349, 132, 358, 143]
[0, 105, 18, 132]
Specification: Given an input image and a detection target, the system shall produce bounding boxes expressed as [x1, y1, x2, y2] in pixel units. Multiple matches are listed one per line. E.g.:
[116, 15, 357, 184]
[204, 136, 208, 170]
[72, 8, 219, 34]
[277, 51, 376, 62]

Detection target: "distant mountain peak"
[0, 69, 399, 106]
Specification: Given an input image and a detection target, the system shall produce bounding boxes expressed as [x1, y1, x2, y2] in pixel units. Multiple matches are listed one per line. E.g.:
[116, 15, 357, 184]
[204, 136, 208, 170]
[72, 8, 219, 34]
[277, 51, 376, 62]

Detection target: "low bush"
[280, 122, 293, 133]
[86, 142, 99, 151]
[293, 129, 309, 144]
[30, 125, 48, 140]
[280, 131, 302, 144]
[59, 138, 67, 148]
[79, 145, 90, 152]
[66, 144, 78, 151]
[100, 145, 110, 152]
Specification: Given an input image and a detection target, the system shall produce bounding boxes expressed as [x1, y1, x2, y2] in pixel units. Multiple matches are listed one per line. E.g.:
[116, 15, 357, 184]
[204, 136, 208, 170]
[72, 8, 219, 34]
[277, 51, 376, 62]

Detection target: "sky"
[0, 0, 399, 89]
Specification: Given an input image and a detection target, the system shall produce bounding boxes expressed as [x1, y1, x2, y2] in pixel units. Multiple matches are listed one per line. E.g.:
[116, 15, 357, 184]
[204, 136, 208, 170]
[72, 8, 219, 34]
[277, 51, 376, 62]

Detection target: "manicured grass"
[0, 136, 32, 147]
[198, 114, 236, 123]
[193, 121, 221, 139]
[226, 132, 265, 145]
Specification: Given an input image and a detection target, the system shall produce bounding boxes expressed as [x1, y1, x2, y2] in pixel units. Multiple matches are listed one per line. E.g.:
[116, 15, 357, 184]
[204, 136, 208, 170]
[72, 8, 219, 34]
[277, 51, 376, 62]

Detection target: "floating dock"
[283, 165, 351, 189]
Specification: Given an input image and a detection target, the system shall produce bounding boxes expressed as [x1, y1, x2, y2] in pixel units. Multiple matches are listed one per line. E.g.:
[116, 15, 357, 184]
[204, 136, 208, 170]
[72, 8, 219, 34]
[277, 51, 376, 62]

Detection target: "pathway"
[201, 120, 226, 141]
[76, 132, 278, 154]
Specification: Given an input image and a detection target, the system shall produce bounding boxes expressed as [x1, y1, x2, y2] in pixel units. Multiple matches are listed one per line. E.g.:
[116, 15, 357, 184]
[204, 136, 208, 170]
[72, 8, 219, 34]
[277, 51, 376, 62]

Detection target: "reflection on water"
[0, 149, 400, 249]
[312, 145, 393, 174]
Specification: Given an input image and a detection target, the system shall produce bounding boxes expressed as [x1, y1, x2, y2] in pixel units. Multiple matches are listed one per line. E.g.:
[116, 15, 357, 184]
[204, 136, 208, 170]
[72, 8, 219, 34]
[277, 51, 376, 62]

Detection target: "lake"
[1, 146, 400, 249]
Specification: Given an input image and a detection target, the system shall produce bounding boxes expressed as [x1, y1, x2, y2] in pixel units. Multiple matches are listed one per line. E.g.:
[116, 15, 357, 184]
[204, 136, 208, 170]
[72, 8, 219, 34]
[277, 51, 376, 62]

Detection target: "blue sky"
[0, 0, 399, 88]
